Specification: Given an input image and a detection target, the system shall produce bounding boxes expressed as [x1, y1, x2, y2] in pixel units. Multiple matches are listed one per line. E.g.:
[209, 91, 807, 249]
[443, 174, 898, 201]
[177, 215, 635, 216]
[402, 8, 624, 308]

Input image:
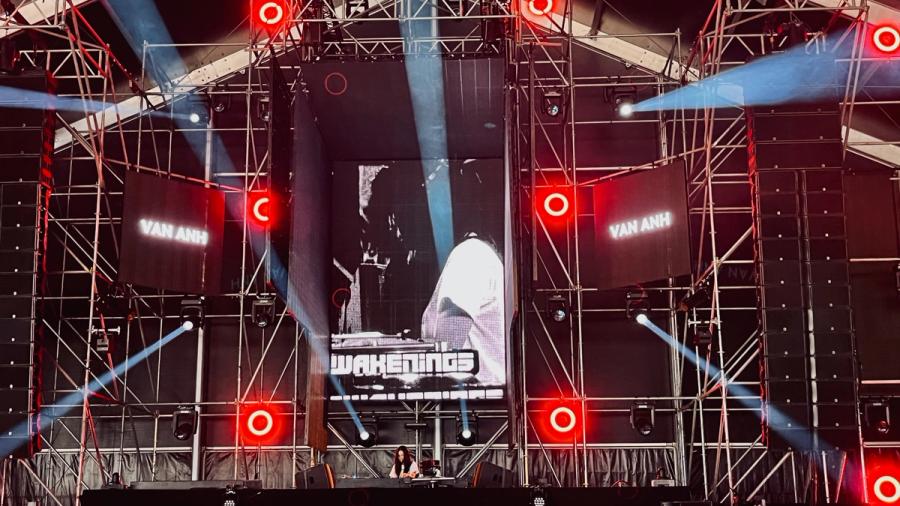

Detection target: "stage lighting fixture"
[542, 191, 570, 218]
[456, 418, 477, 446]
[244, 406, 277, 441]
[547, 293, 569, 322]
[625, 290, 650, 321]
[527, 0, 553, 16]
[608, 87, 637, 118]
[172, 405, 198, 441]
[250, 193, 272, 225]
[865, 399, 892, 436]
[189, 112, 202, 124]
[356, 426, 378, 448]
[630, 402, 655, 436]
[873, 25, 900, 54]
[692, 328, 713, 349]
[179, 298, 204, 331]
[549, 405, 577, 435]
[542, 89, 563, 117]
[874, 475, 900, 504]
[253, 0, 292, 32]
[677, 283, 710, 312]
[251, 295, 276, 328]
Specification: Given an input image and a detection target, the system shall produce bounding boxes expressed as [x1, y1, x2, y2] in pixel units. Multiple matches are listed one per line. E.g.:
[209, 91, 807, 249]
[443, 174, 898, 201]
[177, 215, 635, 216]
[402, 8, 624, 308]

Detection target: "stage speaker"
[748, 105, 858, 450]
[471, 462, 515, 488]
[0, 68, 54, 458]
[296, 463, 336, 489]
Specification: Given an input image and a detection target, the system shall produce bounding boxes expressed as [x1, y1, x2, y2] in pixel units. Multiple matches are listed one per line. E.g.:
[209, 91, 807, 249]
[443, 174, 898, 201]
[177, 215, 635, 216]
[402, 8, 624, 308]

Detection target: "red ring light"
[549, 406, 576, 433]
[258, 1, 285, 25]
[527, 0, 553, 16]
[875, 476, 900, 504]
[252, 196, 271, 223]
[543, 192, 570, 217]
[246, 409, 274, 438]
[873, 26, 900, 53]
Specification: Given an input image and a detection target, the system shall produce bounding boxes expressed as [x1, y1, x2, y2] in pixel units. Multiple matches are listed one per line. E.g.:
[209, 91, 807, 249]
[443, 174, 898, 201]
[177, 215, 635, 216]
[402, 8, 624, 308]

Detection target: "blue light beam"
[1, 323, 191, 458]
[633, 43, 847, 113]
[636, 315, 815, 452]
[0, 85, 187, 120]
[401, 0, 454, 269]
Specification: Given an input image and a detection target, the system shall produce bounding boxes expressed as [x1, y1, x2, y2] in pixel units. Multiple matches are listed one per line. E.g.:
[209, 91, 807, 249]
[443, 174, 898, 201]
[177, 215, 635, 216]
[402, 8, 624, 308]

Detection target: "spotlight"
[179, 298, 204, 331]
[253, 0, 292, 31]
[172, 405, 198, 441]
[542, 191, 570, 218]
[865, 399, 891, 437]
[251, 295, 276, 328]
[242, 405, 278, 442]
[356, 426, 377, 448]
[547, 294, 569, 322]
[626, 290, 650, 321]
[542, 89, 563, 117]
[249, 193, 272, 225]
[549, 405, 577, 435]
[630, 402, 655, 436]
[873, 25, 900, 54]
[608, 87, 637, 118]
[874, 475, 900, 504]
[527, 0, 553, 16]
[189, 112, 201, 124]
[456, 418, 477, 446]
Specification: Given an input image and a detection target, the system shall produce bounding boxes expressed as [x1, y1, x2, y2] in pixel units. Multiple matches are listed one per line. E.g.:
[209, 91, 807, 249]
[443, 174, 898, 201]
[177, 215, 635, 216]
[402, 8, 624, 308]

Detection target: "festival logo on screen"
[592, 160, 691, 289]
[329, 160, 507, 401]
[119, 172, 225, 294]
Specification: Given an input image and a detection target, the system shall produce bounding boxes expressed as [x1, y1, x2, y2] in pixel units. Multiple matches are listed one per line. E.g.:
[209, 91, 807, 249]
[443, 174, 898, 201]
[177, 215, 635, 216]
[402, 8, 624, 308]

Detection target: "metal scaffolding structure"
[2, 0, 899, 505]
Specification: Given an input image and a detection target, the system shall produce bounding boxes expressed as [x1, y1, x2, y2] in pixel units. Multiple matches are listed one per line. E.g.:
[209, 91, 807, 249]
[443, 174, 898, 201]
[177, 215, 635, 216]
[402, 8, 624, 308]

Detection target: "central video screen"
[329, 159, 507, 401]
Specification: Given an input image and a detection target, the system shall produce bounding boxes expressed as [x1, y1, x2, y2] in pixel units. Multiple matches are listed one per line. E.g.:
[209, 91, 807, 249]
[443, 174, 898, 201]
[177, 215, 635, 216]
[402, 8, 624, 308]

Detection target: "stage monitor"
[329, 159, 508, 401]
[119, 171, 225, 294]
[592, 160, 691, 289]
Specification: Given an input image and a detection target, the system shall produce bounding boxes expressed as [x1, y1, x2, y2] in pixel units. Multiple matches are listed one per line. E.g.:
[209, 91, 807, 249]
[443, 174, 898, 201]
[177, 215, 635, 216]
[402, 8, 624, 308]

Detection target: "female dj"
[389, 445, 419, 478]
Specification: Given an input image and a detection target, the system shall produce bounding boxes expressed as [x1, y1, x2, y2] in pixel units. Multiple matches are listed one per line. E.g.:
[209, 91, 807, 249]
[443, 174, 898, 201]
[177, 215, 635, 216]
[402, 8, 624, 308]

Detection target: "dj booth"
[82, 485, 692, 506]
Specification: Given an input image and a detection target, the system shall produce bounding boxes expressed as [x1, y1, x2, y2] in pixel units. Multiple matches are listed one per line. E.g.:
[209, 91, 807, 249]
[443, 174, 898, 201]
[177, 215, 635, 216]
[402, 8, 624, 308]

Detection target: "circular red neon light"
[252, 196, 271, 223]
[527, 0, 553, 16]
[258, 1, 285, 25]
[875, 476, 900, 504]
[543, 192, 569, 217]
[549, 406, 576, 433]
[873, 26, 900, 53]
[246, 409, 274, 438]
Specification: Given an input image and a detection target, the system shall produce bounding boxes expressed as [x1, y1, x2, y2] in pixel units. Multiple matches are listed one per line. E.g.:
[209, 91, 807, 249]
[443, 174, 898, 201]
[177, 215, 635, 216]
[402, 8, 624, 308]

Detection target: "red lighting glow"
[527, 0, 553, 16]
[873, 25, 900, 53]
[875, 475, 900, 504]
[250, 194, 271, 225]
[543, 192, 570, 217]
[536, 399, 583, 442]
[549, 406, 576, 434]
[253, 0, 291, 31]
[241, 405, 279, 442]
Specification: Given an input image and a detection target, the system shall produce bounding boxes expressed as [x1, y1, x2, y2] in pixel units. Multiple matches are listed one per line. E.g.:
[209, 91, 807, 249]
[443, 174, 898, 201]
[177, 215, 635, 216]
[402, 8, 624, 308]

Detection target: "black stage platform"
[83, 486, 692, 506]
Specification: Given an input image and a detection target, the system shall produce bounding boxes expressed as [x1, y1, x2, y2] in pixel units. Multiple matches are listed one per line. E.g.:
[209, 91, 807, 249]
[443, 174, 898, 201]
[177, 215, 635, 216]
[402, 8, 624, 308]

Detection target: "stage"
[82, 486, 692, 506]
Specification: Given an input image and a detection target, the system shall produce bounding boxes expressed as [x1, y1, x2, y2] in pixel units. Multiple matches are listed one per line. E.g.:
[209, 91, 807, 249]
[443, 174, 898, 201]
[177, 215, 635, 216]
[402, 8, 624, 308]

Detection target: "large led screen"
[119, 171, 225, 294]
[592, 160, 691, 289]
[330, 159, 507, 401]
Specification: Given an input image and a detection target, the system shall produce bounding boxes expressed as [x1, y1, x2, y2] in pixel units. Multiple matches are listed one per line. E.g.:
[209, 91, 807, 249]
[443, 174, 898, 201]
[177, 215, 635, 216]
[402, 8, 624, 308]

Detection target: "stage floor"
[82, 486, 692, 506]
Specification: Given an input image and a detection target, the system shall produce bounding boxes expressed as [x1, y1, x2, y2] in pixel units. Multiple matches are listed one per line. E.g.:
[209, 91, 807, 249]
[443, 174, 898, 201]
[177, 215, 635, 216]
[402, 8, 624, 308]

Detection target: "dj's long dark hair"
[393, 445, 413, 474]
